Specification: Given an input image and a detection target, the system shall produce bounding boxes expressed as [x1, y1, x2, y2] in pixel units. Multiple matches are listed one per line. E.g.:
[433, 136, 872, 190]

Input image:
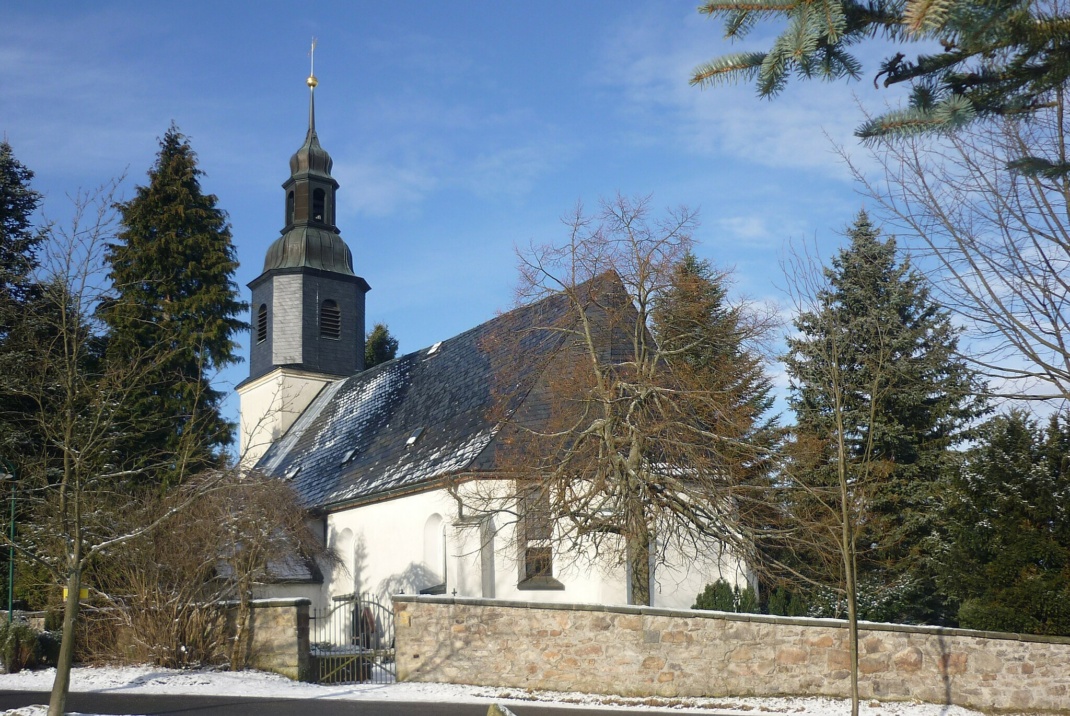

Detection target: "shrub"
[693, 579, 735, 611]
[36, 630, 60, 667]
[693, 579, 759, 614]
[766, 587, 808, 617]
[0, 619, 53, 673]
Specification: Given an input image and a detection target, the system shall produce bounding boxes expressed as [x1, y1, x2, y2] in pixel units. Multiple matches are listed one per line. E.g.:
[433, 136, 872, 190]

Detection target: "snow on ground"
[0, 665, 991, 715]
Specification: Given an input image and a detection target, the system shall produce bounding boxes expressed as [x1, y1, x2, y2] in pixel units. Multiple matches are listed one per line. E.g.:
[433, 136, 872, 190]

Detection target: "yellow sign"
[62, 588, 89, 601]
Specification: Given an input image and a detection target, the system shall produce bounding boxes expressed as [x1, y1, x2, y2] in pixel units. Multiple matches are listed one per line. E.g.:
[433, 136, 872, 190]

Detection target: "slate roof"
[255, 282, 590, 510]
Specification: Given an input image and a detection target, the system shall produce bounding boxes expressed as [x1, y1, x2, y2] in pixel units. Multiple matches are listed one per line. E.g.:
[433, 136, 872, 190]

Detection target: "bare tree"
[777, 242, 900, 716]
[849, 95, 1070, 403]
[213, 472, 327, 671]
[456, 195, 777, 606]
[92, 470, 329, 671]
[0, 184, 228, 716]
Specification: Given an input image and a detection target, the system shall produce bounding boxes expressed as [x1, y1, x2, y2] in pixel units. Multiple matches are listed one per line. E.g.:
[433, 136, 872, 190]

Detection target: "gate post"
[296, 599, 311, 681]
[235, 597, 312, 681]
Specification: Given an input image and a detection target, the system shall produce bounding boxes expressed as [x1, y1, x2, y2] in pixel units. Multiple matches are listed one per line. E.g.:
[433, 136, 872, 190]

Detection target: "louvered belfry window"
[256, 304, 268, 344]
[320, 299, 341, 340]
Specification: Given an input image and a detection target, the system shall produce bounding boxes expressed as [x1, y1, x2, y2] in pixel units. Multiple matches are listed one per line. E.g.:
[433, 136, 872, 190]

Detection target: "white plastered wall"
[237, 368, 338, 466]
[314, 482, 751, 611]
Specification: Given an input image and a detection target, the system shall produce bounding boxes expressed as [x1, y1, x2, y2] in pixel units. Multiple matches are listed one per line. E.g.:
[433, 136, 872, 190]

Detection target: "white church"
[236, 72, 750, 612]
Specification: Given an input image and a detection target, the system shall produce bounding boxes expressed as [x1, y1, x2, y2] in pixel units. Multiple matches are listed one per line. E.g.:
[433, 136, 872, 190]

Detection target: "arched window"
[423, 514, 445, 581]
[256, 304, 268, 344]
[312, 188, 326, 223]
[320, 299, 341, 339]
[286, 191, 295, 226]
[331, 527, 355, 592]
[421, 514, 446, 594]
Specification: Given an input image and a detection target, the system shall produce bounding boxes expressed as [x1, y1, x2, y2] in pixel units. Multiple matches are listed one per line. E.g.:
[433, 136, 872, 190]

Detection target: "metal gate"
[309, 593, 395, 684]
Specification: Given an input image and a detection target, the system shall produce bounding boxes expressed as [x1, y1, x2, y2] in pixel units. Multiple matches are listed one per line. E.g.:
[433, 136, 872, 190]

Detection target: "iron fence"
[309, 593, 395, 684]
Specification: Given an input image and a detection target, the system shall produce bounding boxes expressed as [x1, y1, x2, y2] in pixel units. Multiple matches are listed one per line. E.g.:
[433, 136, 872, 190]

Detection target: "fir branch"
[690, 52, 767, 87]
[903, 0, 959, 36]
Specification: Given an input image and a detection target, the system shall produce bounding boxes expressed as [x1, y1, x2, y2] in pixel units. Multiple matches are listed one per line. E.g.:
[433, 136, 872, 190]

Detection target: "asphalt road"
[0, 691, 721, 716]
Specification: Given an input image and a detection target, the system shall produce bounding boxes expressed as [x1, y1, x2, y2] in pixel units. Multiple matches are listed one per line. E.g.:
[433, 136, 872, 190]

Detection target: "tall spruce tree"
[785, 211, 984, 623]
[653, 252, 777, 454]
[0, 140, 42, 337]
[933, 410, 1070, 635]
[100, 125, 247, 482]
[0, 140, 43, 613]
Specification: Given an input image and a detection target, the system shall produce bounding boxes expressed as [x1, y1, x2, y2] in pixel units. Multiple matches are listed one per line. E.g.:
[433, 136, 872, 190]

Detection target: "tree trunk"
[627, 528, 651, 606]
[229, 583, 252, 670]
[838, 456, 860, 716]
[843, 523, 860, 716]
[49, 564, 82, 716]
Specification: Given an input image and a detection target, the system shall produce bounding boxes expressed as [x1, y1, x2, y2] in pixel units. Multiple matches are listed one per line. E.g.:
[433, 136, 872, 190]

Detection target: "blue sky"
[1, 1, 914, 439]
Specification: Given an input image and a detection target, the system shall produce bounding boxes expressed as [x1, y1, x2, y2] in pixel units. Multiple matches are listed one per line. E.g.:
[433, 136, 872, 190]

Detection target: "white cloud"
[589, 8, 913, 179]
[463, 143, 568, 200]
[333, 160, 438, 218]
[714, 215, 773, 242]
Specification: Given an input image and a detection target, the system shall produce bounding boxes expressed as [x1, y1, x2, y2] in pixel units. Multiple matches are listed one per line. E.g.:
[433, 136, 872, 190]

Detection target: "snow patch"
[0, 665, 991, 715]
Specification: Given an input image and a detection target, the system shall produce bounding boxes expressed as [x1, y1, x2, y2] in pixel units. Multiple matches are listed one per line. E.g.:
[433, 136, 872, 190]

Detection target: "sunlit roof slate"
[255, 284, 584, 510]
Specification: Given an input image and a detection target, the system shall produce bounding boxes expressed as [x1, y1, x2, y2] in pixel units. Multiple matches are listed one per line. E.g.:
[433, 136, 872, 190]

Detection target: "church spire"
[262, 40, 354, 276]
[307, 37, 318, 133]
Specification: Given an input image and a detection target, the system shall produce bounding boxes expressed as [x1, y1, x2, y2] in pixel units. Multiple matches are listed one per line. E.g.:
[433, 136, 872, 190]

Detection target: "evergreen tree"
[100, 125, 247, 482]
[653, 251, 780, 519]
[784, 211, 984, 623]
[653, 253, 776, 439]
[654, 253, 788, 597]
[0, 140, 43, 442]
[0, 140, 42, 336]
[934, 410, 1070, 635]
[692, 0, 1070, 146]
[365, 322, 399, 369]
[0, 140, 43, 616]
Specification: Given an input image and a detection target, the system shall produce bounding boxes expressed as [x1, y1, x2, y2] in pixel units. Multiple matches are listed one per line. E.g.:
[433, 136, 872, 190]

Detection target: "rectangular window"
[517, 482, 562, 588]
[524, 545, 552, 579]
[520, 484, 552, 541]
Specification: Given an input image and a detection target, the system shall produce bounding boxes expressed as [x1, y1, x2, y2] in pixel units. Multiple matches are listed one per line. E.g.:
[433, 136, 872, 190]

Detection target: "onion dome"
[264, 225, 354, 274]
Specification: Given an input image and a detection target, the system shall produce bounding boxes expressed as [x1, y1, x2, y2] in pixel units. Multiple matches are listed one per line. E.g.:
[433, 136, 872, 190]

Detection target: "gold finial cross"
[307, 37, 319, 88]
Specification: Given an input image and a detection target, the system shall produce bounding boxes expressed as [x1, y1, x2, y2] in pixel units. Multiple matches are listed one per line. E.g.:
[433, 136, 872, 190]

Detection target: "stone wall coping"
[391, 595, 1070, 646]
[247, 598, 312, 608]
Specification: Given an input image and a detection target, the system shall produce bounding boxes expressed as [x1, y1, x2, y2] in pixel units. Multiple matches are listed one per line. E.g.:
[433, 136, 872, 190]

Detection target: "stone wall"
[238, 598, 311, 681]
[393, 596, 1070, 713]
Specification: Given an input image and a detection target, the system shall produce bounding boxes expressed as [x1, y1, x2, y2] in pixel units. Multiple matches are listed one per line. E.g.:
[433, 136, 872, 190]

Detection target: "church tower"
[238, 57, 370, 465]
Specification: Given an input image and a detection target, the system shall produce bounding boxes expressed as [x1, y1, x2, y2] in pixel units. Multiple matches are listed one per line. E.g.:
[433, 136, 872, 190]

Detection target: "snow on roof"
[255, 283, 583, 510]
